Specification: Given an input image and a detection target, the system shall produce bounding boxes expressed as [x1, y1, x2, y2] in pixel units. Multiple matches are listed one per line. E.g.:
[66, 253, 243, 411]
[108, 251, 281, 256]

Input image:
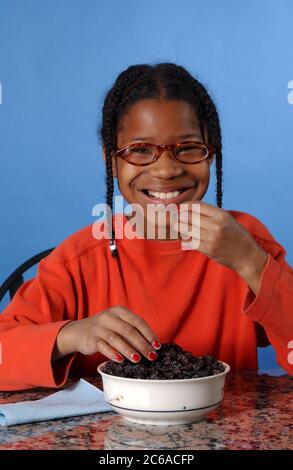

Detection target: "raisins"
[102, 343, 225, 380]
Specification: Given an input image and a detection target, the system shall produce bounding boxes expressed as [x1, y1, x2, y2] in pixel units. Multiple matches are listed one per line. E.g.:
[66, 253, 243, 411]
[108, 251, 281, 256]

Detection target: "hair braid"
[172, 66, 223, 208]
[100, 67, 151, 257]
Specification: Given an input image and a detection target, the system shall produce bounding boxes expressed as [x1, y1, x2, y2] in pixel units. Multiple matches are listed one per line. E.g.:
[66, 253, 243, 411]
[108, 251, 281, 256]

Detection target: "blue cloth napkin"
[0, 379, 112, 426]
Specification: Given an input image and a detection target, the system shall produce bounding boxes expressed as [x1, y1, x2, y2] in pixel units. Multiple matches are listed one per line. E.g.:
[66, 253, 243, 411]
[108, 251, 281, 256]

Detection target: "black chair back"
[0, 248, 55, 302]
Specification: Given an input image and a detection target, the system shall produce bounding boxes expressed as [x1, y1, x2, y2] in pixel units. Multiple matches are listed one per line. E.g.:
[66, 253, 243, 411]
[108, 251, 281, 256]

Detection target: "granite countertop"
[0, 371, 292, 450]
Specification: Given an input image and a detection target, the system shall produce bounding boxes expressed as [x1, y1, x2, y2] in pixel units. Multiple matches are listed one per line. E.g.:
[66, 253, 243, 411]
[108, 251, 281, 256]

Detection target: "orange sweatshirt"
[0, 211, 292, 390]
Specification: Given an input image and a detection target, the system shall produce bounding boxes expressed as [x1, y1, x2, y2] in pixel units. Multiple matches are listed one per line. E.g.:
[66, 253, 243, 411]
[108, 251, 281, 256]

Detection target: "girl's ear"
[202, 126, 215, 166]
[102, 146, 117, 178]
[207, 153, 215, 166]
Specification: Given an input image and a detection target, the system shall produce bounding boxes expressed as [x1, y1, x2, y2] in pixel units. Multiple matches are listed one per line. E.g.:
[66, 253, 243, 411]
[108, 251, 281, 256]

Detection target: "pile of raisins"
[102, 343, 225, 380]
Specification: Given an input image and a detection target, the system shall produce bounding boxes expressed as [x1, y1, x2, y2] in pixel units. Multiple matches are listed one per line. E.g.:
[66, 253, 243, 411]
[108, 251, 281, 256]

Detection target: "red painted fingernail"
[131, 353, 141, 363]
[152, 339, 161, 350]
[114, 353, 124, 362]
[148, 351, 157, 361]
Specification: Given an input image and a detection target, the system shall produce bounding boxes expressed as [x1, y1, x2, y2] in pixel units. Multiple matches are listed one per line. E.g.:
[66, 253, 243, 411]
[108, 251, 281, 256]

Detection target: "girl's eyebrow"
[131, 133, 202, 142]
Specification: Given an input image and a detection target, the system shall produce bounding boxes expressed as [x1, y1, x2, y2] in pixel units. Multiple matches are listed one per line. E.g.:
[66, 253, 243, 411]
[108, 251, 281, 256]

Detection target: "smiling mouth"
[143, 189, 182, 200]
[140, 188, 194, 203]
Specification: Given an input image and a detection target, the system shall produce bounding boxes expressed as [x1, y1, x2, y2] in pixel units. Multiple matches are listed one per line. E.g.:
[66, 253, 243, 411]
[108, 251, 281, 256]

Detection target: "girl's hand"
[52, 305, 161, 363]
[174, 201, 268, 293]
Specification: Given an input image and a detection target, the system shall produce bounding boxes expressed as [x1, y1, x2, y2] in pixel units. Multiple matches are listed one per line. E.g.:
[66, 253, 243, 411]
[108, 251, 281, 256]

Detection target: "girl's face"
[105, 99, 215, 235]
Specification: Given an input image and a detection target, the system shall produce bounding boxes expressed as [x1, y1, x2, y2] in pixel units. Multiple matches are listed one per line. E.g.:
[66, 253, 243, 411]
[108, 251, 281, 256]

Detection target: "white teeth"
[146, 190, 181, 200]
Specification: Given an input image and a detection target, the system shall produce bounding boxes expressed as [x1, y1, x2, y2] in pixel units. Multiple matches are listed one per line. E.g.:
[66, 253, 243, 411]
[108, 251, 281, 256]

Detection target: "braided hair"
[99, 63, 223, 258]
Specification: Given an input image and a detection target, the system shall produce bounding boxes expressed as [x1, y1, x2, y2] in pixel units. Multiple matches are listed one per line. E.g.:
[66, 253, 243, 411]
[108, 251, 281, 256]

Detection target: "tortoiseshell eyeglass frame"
[113, 141, 215, 166]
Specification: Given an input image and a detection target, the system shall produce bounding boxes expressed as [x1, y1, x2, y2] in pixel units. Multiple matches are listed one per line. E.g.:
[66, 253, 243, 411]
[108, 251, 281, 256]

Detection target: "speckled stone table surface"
[0, 371, 292, 450]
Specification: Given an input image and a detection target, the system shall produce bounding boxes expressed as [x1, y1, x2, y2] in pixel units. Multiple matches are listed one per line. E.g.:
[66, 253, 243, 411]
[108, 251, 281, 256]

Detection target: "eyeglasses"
[114, 141, 215, 166]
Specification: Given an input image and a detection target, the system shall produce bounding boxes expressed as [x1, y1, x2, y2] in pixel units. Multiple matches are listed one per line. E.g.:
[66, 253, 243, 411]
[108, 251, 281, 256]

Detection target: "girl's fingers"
[175, 222, 202, 244]
[178, 227, 210, 254]
[176, 208, 218, 243]
[182, 200, 222, 218]
[103, 316, 159, 361]
[97, 327, 155, 363]
[179, 209, 215, 232]
[95, 337, 125, 363]
[114, 306, 161, 348]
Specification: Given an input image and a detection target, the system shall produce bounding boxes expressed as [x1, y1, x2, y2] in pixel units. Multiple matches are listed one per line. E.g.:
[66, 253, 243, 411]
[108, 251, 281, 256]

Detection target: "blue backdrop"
[1, 0, 292, 370]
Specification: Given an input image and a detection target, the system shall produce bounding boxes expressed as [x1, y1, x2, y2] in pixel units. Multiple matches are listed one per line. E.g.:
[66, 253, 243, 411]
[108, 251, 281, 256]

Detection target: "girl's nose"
[149, 148, 184, 178]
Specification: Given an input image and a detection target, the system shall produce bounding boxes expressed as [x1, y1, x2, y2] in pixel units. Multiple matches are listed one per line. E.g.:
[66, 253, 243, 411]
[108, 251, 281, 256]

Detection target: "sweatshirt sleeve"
[241, 227, 293, 375]
[0, 258, 77, 391]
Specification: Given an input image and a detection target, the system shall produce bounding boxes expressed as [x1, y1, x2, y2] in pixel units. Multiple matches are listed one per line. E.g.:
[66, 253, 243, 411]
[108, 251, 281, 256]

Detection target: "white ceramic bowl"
[97, 361, 230, 425]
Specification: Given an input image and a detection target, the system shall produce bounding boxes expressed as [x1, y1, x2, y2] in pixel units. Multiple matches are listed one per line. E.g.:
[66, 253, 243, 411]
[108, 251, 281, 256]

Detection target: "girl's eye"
[177, 144, 198, 153]
[128, 146, 153, 155]
[177, 144, 204, 156]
